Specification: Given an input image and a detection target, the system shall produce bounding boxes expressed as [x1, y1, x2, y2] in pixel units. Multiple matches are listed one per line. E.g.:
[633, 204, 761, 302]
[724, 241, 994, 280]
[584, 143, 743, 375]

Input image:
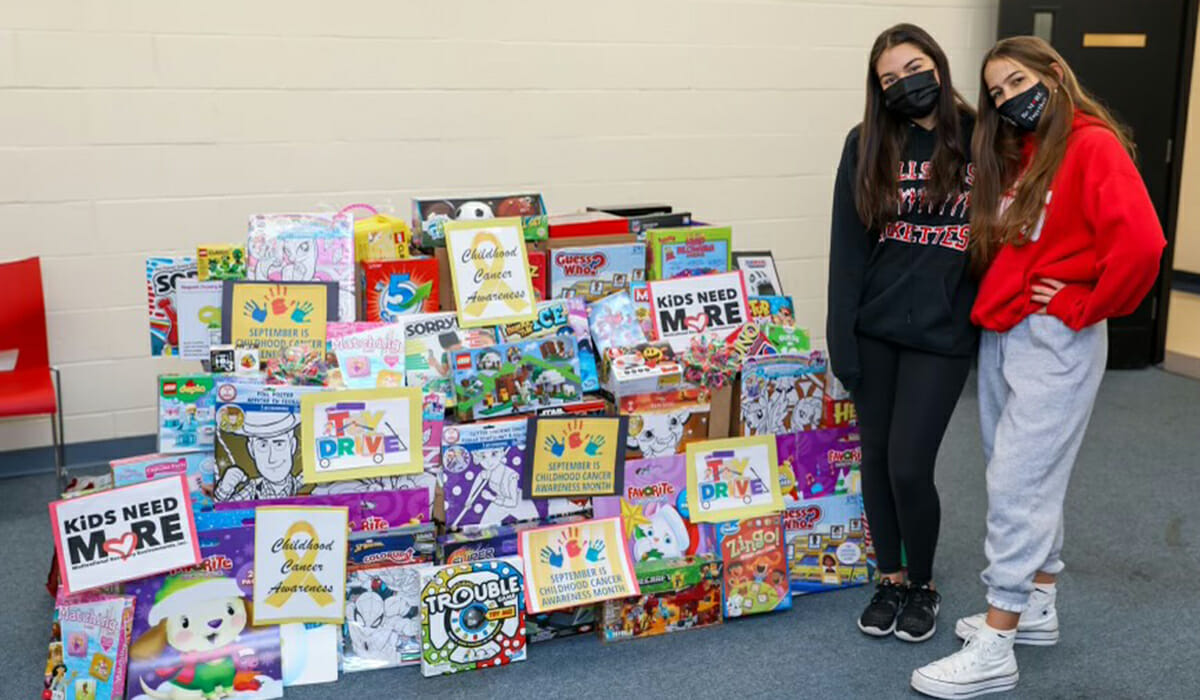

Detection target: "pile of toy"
[42, 197, 867, 700]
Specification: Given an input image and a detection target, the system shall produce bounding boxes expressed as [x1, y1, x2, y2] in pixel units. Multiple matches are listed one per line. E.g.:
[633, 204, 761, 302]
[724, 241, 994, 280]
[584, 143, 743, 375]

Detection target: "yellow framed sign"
[221, 280, 337, 361]
[524, 417, 629, 497]
[444, 217, 537, 328]
[685, 435, 784, 523]
[517, 516, 640, 613]
[300, 387, 424, 484]
[252, 505, 349, 624]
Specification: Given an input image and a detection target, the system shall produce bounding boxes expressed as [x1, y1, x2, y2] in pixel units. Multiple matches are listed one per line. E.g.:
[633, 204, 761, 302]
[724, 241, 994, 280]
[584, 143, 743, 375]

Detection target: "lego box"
[600, 556, 723, 642]
[449, 336, 584, 421]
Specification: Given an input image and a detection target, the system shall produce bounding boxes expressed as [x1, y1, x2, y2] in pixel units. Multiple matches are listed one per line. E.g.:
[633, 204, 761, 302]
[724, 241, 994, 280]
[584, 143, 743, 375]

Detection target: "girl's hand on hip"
[1031, 278, 1066, 313]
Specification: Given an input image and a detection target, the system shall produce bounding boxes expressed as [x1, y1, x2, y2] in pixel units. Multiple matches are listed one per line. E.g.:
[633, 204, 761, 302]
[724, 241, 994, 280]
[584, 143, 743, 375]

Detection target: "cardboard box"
[547, 211, 629, 239]
[627, 211, 692, 241]
[413, 193, 548, 248]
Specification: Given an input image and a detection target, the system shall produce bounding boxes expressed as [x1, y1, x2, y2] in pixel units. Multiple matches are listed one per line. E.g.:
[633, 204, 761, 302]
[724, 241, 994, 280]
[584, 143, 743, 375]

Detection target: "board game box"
[593, 454, 717, 562]
[549, 242, 646, 301]
[440, 419, 586, 531]
[647, 226, 732, 280]
[599, 556, 722, 642]
[783, 493, 874, 595]
[246, 212, 357, 322]
[145, 256, 198, 356]
[716, 516, 792, 618]
[413, 194, 548, 247]
[449, 336, 583, 421]
[419, 559, 527, 677]
[628, 282, 658, 340]
[402, 312, 496, 408]
[157, 374, 216, 454]
[57, 594, 134, 700]
[359, 258, 439, 321]
[747, 295, 796, 326]
[496, 299, 571, 343]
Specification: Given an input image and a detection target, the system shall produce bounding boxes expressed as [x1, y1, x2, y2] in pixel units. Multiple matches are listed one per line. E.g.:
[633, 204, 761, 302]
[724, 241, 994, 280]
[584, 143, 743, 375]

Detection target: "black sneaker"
[895, 583, 941, 643]
[857, 579, 907, 637]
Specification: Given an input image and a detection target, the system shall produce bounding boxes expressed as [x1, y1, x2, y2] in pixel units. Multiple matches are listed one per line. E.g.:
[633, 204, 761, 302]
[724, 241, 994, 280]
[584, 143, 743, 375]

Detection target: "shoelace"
[907, 585, 939, 612]
[871, 581, 904, 607]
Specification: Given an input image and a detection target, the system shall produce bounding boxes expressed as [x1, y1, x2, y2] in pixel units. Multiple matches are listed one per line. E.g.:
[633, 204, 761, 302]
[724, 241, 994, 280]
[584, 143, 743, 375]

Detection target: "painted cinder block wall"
[0, 0, 998, 451]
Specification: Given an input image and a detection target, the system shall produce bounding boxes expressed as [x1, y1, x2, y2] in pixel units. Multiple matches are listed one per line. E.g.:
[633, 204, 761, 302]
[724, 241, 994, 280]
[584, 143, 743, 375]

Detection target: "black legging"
[853, 334, 970, 586]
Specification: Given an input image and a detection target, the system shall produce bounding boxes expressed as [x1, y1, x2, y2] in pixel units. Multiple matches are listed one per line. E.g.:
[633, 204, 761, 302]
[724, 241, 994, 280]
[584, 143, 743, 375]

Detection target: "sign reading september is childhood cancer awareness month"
[253, 505, 349, 624]
[222, 280, 338, 361]
[524, 417, 629, 498]
[517, 516, 640, 613]
[685, 435, 785, 523]
[49, 475, 201, 595]
[444, 218, 538, 329]
[300, 387, 424, 484]
[648, 270, 751, 353]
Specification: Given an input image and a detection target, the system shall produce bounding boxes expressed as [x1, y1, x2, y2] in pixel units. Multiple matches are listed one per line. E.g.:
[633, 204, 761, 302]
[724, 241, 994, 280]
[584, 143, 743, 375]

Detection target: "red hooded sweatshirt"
[971, 112, 1166, 332]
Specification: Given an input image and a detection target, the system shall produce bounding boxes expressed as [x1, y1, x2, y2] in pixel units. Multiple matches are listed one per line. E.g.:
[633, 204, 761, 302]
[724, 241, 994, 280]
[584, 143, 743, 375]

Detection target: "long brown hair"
[970, 36, 1134, 268]
[856, 24, 972, 229]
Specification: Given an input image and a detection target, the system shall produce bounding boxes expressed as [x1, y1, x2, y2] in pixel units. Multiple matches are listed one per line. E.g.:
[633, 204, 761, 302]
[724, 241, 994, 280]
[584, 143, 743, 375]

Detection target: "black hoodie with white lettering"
[825, 119, 978, 392]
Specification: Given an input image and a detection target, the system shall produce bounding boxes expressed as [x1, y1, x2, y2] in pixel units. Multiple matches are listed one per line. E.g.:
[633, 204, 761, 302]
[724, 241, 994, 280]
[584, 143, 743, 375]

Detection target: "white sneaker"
[955, 587, 1059, 646]
[911, 625, 1019, 699]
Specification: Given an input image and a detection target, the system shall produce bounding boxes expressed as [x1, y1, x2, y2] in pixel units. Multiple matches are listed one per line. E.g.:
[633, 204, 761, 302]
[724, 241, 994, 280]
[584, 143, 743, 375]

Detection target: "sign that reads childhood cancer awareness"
[648, 270, 751, 353]
[300, 388, 424, 483]
[253, 506, 349, 624]
[525, 417, 629, 498]
[222, 280, 338, 361]
[445, 218, 538, 328]
[686, 436, 785, 523]
[517, 516, 640, 613]
[49, 475, 201, 595]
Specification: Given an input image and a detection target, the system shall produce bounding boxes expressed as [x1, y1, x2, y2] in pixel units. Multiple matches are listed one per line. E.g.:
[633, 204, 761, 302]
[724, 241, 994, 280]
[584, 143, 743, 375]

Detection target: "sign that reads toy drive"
[222, 280, 338, 361]
[525, 417, 629, 498]
[517, 516, 640, 613]
[444, 218, 538, 328]
[648, 271, 751, 352]
[49, 475, 201, 595]
[685, 435, 785, 523]
[300, 387, 424, 484]
[252, 506, 349, 624]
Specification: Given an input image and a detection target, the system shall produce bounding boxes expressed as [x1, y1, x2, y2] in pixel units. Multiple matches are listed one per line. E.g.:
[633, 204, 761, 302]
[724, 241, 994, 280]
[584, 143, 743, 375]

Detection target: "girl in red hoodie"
[910, 37, 1164, 699]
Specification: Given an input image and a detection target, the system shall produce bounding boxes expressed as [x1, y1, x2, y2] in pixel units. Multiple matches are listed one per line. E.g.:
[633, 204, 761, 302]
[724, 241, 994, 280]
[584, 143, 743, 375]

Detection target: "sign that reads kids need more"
[648, 271, 750, 353]
[49, 476, 201, 595]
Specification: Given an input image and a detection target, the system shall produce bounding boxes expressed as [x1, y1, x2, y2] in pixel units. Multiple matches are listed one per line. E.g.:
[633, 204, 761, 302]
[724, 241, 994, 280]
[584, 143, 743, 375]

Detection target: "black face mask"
[998, 81, 1051, 131]
[882, 70, 941, 119]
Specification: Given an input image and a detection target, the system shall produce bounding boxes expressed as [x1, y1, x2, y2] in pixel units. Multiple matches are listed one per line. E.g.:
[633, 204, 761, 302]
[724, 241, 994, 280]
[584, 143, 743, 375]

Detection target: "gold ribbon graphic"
[265, 521, 334, 608]
[463, 232, 529, 317]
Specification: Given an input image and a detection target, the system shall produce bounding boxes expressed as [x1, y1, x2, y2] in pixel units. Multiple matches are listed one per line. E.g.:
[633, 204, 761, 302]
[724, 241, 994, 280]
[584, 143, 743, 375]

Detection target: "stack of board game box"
[42, 196, 869, 700]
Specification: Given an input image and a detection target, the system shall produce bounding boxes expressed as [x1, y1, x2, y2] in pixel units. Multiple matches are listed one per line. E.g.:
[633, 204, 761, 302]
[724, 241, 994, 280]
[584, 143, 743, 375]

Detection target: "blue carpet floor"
[10, 368, 1200, 698]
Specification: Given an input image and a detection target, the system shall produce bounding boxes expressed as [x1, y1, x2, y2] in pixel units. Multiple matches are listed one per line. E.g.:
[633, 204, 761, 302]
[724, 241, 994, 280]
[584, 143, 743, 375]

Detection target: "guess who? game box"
[549, 243, 646, 302]
[783, 494, 874, 595]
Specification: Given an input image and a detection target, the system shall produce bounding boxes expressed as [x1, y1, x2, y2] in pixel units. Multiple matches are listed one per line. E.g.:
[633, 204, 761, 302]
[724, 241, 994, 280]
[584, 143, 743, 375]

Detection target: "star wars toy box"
[783, 493, 874, 595]
[549, 242, 647, 302]
[647, 226, 733, 280]
[716, 516, 792, 618]
[413, 193, 548, 248]
[603, 342, 684, 401]
[359, 257, 440, 321]
[418, 558, 527, 677]
[449, 336, 584, 421]
[599, 555, 723, 642]
[157, 374, 216, 454]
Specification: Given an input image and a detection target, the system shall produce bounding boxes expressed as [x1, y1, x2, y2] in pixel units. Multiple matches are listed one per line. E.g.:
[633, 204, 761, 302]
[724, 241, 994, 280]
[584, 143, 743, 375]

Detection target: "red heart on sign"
[102, 532, 139, 560]
[685, 313, 708, 333]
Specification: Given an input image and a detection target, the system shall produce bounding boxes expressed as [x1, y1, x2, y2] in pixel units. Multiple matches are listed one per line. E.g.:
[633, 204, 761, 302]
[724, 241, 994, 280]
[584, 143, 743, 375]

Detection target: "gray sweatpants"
[978, 314, 1107, 613]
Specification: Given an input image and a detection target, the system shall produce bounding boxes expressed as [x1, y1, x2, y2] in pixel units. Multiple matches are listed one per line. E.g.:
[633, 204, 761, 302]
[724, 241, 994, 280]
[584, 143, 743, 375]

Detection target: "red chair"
[0, 257, 64, 483]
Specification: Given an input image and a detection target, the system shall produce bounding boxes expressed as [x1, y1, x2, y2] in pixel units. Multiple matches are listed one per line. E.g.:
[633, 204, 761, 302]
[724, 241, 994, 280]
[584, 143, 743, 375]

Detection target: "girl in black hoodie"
[827, 24, 978, 643]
